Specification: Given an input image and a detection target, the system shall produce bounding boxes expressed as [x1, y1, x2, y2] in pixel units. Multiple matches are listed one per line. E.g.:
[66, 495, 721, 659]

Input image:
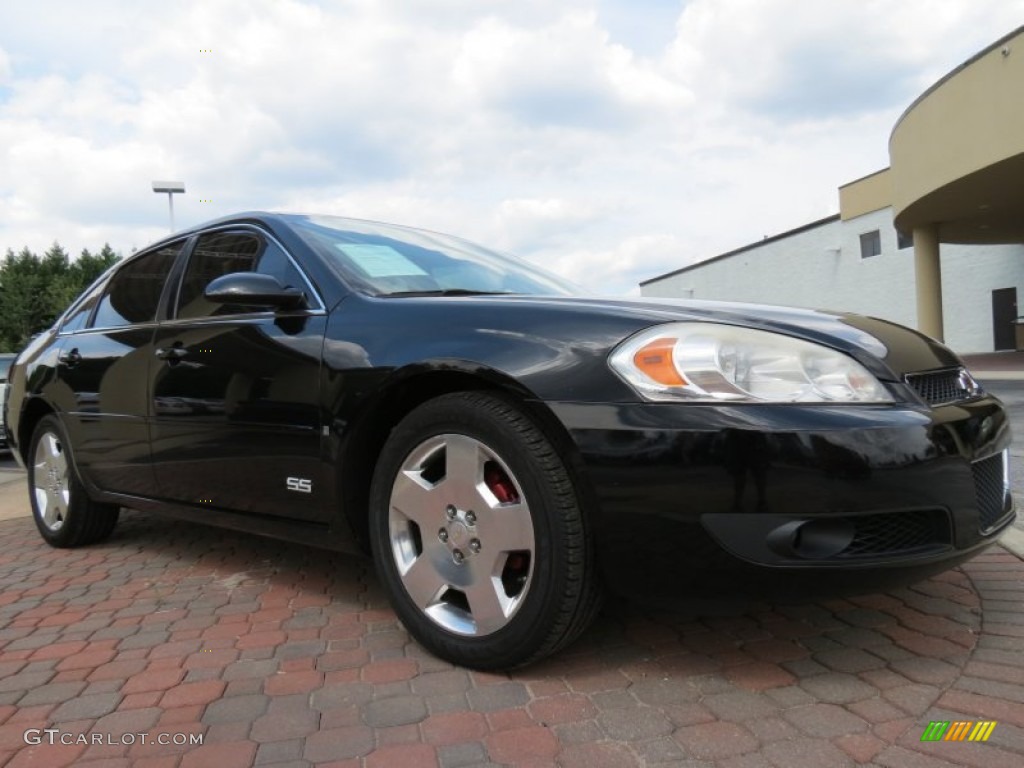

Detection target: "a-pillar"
[913, 224, 943, 341]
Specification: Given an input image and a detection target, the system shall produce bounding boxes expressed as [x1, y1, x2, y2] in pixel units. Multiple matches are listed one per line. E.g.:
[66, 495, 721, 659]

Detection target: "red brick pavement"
[0, 511, 1021, 767]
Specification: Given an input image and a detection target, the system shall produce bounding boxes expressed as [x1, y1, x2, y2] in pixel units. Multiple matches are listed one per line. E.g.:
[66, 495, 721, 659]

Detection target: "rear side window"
[175, 231, 307, 320]
[60, 277, 110, 333]
[92, 243, 183, 328]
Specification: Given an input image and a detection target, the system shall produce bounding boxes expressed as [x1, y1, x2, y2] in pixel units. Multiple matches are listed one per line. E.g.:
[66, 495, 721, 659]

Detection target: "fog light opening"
[768, 518, 856, 560]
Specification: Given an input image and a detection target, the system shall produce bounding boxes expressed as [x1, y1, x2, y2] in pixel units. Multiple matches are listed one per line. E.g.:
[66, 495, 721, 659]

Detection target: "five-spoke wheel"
[388, 433, 535, 637]
[33, 430, 71, 533]
[370, 392, 600, 669]
[28, 415, 119, 548]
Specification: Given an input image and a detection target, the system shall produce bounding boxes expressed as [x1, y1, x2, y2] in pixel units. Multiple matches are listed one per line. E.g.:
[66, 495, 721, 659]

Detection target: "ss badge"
[286, 477, 313, 494]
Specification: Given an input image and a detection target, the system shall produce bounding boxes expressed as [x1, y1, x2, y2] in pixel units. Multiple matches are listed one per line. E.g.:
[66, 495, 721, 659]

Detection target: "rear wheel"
[28, 415, 119, 548]
[369, 392, 600, 669]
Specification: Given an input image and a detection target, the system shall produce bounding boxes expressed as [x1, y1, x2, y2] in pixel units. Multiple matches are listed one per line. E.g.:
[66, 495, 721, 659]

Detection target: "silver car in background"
[0, 353, 17, 451]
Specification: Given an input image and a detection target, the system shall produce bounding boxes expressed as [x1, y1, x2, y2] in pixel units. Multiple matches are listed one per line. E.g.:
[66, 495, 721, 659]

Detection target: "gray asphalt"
[0, 452, 21, 485]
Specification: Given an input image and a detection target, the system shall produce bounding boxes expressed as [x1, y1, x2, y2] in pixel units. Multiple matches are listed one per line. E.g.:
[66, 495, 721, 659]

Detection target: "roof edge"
[838, 167, 890, 190]
[639, 213, 841, 287]
[890, 25, 1024, 145]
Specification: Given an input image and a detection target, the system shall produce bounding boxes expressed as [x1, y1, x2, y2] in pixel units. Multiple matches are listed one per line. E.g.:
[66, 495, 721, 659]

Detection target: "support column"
[913, 224, 944, 341]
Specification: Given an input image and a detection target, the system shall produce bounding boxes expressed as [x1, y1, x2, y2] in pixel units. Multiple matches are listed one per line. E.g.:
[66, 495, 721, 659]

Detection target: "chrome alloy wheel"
[33, 431, 70, 532]
[388, 433, 535, 636]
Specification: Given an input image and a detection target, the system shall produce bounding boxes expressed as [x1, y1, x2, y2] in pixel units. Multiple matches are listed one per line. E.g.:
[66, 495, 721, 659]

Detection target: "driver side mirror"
[204, 272, 308, 310]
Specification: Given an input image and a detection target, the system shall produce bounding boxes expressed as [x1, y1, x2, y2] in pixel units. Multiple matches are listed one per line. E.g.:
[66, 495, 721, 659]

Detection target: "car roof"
[141, 211, 283, 250]
[141, 211, 463, 252]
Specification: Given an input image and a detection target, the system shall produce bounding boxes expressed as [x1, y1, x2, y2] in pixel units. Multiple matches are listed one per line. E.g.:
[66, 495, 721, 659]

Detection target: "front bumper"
[547, 394, 1013, 599]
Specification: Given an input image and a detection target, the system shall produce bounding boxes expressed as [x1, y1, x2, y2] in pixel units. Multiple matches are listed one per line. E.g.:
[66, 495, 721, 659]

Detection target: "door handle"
[155, 345, 188, 362]
[58, 348, 81, 366]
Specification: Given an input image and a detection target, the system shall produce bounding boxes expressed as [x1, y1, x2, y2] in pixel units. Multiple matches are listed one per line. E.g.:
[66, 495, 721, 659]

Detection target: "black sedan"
[2, 212, 1014, 668]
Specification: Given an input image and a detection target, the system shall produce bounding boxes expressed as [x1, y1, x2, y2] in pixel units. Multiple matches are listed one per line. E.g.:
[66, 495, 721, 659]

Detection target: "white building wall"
[941, 243, 1024, 352]
[641, 208, 1024, 354]
[828, 209, 917, 327]
[641, 217, 847, 308]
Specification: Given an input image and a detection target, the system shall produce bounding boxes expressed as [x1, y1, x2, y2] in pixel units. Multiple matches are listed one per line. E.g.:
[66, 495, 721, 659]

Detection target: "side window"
[91, 243, 182, 328]
[60, 277, 110, 333]
[175, 231, 307, 320]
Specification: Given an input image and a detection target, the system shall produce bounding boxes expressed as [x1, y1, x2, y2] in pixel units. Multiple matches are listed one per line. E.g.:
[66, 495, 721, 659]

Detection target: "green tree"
[0, 241, 122, 352]
[75, 244, 120, 286]
[0, 247, 42, 352]
[39, 243, 81, 328]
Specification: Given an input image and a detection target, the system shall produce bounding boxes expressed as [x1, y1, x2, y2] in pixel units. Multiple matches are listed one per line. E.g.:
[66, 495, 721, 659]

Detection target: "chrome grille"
[973, 452, 1009, 533]
[905, 367, 980, 406]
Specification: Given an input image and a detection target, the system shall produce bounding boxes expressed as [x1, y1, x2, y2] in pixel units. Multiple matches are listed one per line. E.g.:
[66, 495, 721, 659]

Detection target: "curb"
[973, 370, 1024, 380]
[999, 524, 1024, 559]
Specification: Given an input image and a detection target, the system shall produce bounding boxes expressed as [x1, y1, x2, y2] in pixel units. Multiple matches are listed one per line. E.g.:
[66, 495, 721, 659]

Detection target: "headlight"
[609, 323, 893, 403]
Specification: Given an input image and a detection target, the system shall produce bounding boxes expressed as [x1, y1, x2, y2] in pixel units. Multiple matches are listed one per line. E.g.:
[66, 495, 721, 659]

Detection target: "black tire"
[369, 391, 601, 669]
[27, 415, 119, 548]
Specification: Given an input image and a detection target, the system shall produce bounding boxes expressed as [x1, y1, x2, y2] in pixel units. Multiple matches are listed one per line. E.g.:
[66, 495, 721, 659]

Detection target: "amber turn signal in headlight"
[610, 323, 893, 403]
[632, 338, 687, 387]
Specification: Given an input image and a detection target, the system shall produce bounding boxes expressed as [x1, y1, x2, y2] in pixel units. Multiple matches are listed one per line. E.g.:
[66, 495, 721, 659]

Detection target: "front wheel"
[28, 415, 119, 548]
[369, 392, 601, 669]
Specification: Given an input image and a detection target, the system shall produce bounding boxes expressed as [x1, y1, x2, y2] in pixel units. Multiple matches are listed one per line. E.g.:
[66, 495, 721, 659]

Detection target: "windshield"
[0, 356, 14, 380]
[287, 215, 580, 297]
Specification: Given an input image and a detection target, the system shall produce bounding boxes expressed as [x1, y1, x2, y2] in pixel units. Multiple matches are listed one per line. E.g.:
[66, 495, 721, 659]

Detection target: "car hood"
[476, 294, 962, 380]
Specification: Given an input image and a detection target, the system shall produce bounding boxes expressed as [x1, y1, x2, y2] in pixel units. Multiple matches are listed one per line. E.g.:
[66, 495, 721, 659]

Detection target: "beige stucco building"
[643, 26, 1024, 353]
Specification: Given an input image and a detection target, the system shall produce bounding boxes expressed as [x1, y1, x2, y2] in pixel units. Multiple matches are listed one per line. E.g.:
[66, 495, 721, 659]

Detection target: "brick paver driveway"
[1, 508, 1022, 767]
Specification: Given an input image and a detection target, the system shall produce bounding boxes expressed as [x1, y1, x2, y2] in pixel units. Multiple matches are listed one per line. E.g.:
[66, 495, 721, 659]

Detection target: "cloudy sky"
[1, 1, 1022, 294]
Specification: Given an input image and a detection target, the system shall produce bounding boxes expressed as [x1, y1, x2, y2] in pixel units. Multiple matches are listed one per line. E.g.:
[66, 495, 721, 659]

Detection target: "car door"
[55, 241, 185, 495]
[149, 227, 329, 521]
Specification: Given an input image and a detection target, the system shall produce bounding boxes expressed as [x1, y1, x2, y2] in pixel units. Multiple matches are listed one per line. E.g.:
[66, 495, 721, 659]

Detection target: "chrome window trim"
[57, 223, 326, 335]
[60, 307, 328, 336]
[173, 223, 326, 319]
[59, 321, 160, 336]
[158, 308, 328, 328]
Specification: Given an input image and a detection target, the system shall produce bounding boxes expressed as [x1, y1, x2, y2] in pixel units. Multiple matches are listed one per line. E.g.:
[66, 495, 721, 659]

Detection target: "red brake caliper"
[484, 463, 519, 503]
[485, 464, 528, 578]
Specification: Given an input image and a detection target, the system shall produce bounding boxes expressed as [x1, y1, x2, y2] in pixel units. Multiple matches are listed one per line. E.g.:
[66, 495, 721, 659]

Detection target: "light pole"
[152, 180, 185, 232]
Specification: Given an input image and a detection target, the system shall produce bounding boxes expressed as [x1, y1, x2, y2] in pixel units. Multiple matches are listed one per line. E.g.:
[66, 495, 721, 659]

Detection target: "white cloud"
[491, 196, 609, 255]
[0, 46, 11, 86]
[453, 12, 690, 129]
[0, 0, 1022, 295]
[666, 0, 1024, 121]
[543, 232, 688, 296]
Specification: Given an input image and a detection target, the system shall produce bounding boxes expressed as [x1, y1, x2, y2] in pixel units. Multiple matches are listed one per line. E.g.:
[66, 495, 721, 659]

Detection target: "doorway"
[991, 287, 1018, 351]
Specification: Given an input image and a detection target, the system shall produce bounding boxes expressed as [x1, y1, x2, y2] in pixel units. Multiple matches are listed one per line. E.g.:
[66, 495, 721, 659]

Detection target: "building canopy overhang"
[894, 152, 1024, 243]
[889, 26, 1024, 244]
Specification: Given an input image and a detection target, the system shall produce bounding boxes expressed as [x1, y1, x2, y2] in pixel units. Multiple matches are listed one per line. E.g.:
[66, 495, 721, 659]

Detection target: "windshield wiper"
[380, 289, 516, 298]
